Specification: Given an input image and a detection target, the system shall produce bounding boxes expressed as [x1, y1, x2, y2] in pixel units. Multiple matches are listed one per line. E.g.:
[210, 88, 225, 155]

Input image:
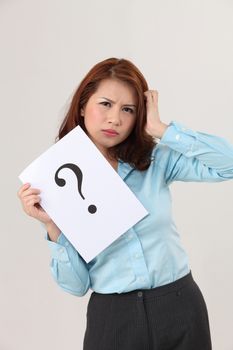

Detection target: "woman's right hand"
[17, 183, 53, 225]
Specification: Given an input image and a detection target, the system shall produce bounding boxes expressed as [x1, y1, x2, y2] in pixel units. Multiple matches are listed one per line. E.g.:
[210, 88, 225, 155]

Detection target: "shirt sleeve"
[43, 227, 90, 297]
[158, 120, 233, 185]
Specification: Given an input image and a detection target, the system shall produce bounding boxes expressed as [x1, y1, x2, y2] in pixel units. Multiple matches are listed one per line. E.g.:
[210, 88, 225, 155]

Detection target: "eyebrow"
[99, 97, 137, 108]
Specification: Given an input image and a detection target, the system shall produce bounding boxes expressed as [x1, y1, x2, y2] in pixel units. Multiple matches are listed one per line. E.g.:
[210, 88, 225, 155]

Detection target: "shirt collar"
[118, 159, 135, 180]
[118, 148, 156, 180]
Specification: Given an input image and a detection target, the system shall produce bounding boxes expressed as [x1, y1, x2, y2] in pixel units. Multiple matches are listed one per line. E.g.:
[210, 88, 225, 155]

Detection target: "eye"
[100, 102, 134, 114]
[100, 101, 111, 107]
[123, 107, 134, 114]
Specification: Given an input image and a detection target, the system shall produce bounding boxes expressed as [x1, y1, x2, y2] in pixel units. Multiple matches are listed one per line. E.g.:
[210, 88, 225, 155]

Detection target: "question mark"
[54, 163, 97, 214]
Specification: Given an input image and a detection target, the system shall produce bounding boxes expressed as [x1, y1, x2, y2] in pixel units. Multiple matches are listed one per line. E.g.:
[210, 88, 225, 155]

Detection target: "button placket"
[127, 229, 150, 287]
[127, 233, 133, 240]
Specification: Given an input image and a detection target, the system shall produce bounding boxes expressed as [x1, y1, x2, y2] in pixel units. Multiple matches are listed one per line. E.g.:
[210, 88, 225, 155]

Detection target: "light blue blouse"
[44, 120, 233, 296]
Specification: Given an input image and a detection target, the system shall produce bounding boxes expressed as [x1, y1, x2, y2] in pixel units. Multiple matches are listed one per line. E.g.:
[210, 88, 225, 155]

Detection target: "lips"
[102, 129, 119, 135]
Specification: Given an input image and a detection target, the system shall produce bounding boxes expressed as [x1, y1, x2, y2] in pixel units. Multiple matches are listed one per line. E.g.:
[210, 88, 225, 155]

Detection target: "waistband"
[92, 270, 194, 301]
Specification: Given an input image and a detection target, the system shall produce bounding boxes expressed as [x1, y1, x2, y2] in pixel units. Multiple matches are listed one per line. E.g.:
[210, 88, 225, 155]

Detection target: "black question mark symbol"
[54, 163, 97, 214]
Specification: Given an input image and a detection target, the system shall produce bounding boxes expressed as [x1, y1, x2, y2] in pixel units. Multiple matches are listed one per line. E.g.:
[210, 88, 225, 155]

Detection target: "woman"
[17, 57, 233, 349]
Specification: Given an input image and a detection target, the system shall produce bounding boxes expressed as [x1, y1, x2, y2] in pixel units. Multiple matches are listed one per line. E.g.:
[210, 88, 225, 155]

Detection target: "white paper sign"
[18, 125, 149, 262]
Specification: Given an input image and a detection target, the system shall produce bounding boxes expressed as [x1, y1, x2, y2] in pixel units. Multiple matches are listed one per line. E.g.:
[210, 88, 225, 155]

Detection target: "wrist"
[46, 222, 61, 242]
[45, 221, 60, 233]
[152, 123, 169, 139]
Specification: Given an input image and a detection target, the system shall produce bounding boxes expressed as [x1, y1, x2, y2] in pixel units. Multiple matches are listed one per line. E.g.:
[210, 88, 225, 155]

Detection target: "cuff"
[159, 120, 197, 154]
[43, 227, 71, 262]
[45, 235, 70, 262]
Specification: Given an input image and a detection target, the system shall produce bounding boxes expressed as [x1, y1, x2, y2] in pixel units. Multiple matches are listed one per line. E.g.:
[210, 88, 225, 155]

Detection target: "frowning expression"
[81, 78, 137, 156]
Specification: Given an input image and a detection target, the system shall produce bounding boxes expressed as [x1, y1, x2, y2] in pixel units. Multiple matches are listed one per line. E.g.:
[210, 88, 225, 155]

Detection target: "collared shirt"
[44, 120, 233, 296]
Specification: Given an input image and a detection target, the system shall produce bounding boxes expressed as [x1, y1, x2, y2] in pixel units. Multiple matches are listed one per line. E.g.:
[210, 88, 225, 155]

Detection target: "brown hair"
[56, 57, 158, 171]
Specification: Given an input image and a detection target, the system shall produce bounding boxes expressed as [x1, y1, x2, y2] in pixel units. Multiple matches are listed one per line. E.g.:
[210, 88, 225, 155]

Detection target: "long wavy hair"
[56, 57, 158, 171]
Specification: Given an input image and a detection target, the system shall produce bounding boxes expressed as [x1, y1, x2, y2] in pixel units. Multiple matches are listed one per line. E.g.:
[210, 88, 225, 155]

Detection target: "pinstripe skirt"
[83, 270, 212, 350]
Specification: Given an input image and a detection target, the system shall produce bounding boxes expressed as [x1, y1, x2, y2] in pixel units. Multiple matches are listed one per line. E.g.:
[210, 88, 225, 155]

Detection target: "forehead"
[94, 79, 137, 102]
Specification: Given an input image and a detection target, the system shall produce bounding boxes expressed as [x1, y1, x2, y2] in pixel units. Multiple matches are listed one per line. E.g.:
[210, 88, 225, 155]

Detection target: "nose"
[107, 109, 121, 126]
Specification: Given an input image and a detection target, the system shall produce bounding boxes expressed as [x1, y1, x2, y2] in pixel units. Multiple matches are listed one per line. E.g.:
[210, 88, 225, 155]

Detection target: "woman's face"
[81, 79, 137, 158]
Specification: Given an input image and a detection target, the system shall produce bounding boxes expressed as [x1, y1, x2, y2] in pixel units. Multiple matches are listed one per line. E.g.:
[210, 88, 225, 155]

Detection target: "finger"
[24, 195, 41, 207]
[150, 90, 158, 97]
[21, 188, 41, 199]
[144, 90, 158, 100]
[143, 91, 152, 102]
[26, 205, 38, 217]
[17, 183, 31, 198]
[25, 194, 41, 205]
[150, 91, 158, 103]
[23, 196, 41, 216]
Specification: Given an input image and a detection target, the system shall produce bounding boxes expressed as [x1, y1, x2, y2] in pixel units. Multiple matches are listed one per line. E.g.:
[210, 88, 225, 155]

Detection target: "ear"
[80, 108, 85, 117]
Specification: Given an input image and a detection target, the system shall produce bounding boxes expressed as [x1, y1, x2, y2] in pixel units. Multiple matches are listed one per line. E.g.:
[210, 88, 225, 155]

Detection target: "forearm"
[45, 221, 61, 242]
[158, 120, 233, 184]
[45, 229, 90, 296]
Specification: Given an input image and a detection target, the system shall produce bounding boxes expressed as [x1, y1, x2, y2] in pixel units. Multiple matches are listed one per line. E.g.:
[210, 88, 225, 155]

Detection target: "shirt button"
[65, 242, 69, 246]
[175, 134, 180, 140]
[127, 233, 133, 240]
[134, 253, 140, 259]
[137, 291, 143, 297]
[59, 248, 64, 253]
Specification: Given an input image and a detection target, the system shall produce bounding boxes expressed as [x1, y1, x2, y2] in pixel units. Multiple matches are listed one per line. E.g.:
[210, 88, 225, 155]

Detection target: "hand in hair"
[143, 90, 168, 139]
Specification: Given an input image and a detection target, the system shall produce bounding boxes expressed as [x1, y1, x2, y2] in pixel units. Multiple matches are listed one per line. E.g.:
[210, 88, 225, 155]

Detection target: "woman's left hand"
[144, 90, 168, 139]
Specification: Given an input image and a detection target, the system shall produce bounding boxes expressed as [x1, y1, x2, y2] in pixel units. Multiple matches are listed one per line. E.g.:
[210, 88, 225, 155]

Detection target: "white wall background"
[1, 0, 233, 349]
